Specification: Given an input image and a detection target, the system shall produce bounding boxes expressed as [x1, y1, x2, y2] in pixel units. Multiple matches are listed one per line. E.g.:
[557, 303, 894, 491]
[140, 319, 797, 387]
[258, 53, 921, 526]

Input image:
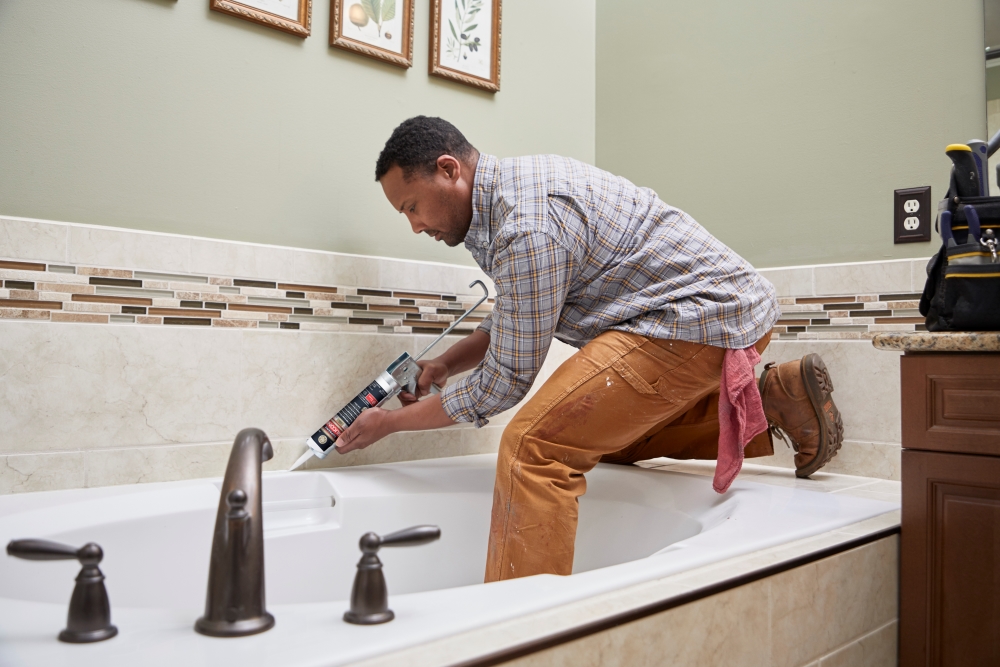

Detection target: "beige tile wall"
[758, 257, 929, 299]
[1, 215, 494, 296]
[0, 318, 577, 493]
[0, 215, 912, 493]
[500, 536, 899, 667]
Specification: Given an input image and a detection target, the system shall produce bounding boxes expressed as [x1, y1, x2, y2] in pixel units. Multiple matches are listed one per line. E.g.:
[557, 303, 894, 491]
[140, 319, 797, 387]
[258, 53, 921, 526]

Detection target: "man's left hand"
[336, 407, 394, 454]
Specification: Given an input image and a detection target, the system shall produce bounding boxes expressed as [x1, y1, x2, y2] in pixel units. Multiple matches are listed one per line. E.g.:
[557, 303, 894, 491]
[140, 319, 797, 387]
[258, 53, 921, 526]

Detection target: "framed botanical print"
[210, 0, 312, 37]
[331, 0, 415, 68]
[429, 0, 501, 92]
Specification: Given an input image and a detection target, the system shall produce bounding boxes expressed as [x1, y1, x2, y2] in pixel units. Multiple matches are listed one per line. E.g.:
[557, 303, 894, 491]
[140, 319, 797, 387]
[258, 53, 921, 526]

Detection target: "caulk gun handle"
[429, 383, 441, 395]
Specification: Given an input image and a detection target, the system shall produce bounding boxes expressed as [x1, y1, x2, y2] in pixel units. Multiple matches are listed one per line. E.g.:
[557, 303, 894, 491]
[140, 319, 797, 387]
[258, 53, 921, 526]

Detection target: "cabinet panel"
[900, 449, 1000, 666]
[901, 354, 1000, 457]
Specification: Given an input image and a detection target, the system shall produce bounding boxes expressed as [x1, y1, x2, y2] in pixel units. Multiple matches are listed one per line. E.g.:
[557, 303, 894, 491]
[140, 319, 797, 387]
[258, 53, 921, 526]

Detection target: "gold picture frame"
[331, 0, 415, 68]
[210, 0, 312, 38]
[429, 0, 501, 93]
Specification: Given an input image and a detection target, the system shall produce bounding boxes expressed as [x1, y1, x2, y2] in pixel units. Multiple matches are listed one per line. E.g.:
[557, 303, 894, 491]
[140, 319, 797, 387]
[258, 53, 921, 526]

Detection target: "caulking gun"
[289, 280, 490, 470]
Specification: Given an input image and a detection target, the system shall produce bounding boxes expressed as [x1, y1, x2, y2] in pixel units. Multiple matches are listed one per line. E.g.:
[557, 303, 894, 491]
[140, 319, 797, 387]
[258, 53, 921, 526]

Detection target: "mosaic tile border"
[0, 259, 493, 335]
[0, 255, 930, 339]
[774, 293, 925, 340]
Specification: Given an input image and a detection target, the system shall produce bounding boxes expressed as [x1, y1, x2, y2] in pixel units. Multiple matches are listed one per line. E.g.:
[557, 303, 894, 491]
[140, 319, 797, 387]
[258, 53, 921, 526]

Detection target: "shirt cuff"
[440, 373, 490, 428]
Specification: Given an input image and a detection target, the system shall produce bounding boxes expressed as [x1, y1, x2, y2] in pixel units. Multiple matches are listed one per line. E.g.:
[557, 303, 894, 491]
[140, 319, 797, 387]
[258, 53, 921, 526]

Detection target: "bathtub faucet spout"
[195, 428, 275, 637]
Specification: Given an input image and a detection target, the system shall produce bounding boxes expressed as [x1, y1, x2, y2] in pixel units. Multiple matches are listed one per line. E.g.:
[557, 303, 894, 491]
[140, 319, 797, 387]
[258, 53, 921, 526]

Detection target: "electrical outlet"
[894, 186, 931, 244]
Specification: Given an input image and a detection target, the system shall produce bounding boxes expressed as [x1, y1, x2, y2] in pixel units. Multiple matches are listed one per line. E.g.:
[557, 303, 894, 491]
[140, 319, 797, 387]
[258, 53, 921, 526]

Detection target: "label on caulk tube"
[308, 380, 391, 454]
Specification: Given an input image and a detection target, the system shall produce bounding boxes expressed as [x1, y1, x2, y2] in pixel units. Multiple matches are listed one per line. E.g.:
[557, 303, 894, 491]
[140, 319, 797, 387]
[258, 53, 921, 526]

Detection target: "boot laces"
[761, 362, 797, 453]
[768, 422, 798, 453]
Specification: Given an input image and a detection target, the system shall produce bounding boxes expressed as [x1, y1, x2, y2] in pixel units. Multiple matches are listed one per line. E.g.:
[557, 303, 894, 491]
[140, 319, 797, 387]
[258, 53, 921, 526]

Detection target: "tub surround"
[871, 330, 1000, 352]
[0, 215, 925, 491]
[1, 215, 931, 343]
[0, 215, 906, 665]
[0, 236, 494, 335]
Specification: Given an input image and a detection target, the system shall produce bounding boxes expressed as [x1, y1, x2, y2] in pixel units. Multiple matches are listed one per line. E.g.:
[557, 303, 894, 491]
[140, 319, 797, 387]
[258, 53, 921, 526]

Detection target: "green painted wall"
[0, 0, 595, 266]
[596, 0, 987, 268]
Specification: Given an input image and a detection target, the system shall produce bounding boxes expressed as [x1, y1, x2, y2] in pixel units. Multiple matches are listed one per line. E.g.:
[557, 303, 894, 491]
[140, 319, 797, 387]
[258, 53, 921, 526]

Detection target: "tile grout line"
[812, 617, 898, 663]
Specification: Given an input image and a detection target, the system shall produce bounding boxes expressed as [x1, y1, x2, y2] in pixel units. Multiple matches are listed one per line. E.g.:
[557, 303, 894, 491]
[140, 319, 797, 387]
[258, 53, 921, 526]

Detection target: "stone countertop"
[871, 332, 1000, 352]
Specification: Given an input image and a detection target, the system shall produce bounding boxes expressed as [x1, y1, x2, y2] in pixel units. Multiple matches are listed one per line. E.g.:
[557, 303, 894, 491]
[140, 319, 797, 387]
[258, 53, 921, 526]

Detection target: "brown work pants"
[485, 329, 772, 583]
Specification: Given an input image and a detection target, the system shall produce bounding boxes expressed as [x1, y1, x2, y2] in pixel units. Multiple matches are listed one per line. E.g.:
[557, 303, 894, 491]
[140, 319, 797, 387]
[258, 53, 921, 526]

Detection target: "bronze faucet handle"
[7, 538, 86, 561]
[379, 525, 441, 548]
[6, 539, 118, 643]
[345, 525, 441, 626]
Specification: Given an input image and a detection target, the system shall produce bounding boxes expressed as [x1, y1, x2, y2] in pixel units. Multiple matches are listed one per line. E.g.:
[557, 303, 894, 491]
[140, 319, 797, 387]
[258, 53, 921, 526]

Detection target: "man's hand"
[398, 359, 450, 406]
[335, 395, 461, 455]
[334, 330, 491, 455]
[335, 407, 393, 454]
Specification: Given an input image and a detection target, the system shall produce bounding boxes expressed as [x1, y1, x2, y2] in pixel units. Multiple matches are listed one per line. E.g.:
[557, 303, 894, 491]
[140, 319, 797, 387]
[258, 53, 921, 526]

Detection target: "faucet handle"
[344, 525, 441, 625]
[6, 539, 118, 643]
[380, 525, 441, 548]
[7, 538, 82, 561]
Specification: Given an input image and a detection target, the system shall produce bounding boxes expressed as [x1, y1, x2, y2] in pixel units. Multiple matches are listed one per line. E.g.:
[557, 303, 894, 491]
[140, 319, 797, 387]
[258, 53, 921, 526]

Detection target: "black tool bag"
[920, 196, 1000, 331]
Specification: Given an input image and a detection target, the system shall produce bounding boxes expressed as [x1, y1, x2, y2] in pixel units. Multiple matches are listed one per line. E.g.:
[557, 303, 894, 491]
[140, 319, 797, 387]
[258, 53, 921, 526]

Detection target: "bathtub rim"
[349, 503, 901, 667]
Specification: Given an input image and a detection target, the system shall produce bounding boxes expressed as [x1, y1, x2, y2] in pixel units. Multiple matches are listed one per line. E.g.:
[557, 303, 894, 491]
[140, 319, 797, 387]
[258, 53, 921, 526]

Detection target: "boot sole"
[796, 354, 844, 478]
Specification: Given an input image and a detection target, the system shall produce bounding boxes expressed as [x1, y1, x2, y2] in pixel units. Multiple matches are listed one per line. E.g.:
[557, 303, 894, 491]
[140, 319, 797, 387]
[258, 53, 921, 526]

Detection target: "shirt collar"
[466, 153, 498, 252]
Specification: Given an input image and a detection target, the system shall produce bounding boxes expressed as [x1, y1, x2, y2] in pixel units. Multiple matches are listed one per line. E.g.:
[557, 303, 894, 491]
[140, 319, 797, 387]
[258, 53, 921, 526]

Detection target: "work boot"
[758, 353, 844, 478]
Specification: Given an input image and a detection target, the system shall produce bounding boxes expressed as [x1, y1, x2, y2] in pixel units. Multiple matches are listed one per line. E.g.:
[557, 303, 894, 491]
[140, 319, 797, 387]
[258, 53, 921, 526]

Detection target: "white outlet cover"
[903, 216, 920, 231]
[903, 199, 920, 213]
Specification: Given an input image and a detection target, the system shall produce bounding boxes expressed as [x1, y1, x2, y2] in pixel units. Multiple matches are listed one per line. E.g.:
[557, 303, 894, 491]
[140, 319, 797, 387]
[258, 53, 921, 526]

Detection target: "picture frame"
[210, 0, 312, 38]
[429, 0, 501, 93]
[331, 0, 415, 68]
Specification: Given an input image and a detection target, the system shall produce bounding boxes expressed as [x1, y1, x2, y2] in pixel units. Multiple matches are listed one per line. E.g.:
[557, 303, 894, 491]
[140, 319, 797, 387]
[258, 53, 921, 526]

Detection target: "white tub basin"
[0, 454, 896, 666]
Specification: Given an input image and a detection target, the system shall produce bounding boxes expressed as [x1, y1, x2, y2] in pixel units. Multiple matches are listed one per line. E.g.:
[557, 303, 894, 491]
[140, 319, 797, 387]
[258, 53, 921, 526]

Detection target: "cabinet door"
[900, 449, 1000, 666]
[901, 354, 1000, 457]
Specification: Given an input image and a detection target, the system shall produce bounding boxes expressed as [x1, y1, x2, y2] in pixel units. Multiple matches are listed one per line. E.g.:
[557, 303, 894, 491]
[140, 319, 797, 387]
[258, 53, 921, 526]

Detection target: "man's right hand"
[398, 359, 450, 406]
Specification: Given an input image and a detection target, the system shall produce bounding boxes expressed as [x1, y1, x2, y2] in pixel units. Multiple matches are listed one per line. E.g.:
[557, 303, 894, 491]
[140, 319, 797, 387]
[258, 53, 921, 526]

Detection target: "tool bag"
[920, 196, 1000, 331]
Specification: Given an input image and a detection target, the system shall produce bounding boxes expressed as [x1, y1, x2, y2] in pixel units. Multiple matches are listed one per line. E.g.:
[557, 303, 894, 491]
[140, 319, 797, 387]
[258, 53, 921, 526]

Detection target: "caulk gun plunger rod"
[413, 280, 490, 361]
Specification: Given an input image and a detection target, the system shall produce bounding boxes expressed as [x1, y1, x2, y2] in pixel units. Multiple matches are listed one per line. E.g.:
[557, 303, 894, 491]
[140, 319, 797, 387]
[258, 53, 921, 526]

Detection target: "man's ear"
[437, 155, 461, 182]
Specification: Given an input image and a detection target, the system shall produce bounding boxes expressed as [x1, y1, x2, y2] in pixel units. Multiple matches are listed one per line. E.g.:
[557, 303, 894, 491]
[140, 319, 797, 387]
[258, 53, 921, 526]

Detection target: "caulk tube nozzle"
[289, 448, 315, 471]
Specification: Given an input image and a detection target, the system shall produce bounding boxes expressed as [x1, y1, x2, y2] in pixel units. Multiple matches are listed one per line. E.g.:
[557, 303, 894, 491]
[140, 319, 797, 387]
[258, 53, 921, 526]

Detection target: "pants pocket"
[610, 359, 658, 395]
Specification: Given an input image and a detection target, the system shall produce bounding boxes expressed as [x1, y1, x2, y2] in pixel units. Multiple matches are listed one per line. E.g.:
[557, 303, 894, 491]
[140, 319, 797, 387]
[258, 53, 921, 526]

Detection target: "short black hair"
[375, 116, 475, 181]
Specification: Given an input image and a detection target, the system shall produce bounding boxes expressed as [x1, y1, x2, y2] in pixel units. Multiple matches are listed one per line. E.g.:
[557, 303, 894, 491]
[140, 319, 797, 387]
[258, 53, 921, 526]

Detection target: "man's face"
[380, 155, 474, 247]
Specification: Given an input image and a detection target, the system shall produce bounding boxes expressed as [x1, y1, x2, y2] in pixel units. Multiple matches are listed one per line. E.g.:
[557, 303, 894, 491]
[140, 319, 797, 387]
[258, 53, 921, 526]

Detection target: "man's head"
[375, 116, 479, 247]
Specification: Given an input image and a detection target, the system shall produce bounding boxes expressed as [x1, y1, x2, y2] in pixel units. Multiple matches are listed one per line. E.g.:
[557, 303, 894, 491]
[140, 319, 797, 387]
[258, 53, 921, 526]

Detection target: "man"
[336, 116, 843, 582]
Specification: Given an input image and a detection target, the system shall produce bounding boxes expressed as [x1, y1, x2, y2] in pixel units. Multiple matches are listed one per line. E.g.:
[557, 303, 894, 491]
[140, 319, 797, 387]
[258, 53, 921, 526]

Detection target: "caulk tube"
[304, 371, 401, 459]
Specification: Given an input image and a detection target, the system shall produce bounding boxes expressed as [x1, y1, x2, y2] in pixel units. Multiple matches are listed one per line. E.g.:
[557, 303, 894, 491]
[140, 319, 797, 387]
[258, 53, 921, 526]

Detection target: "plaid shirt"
[440, 154, 779, 427]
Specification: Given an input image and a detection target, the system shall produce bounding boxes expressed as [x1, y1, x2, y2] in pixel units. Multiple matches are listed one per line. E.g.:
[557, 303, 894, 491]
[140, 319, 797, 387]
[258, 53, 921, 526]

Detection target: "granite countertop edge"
[871, 331, 1000, 352]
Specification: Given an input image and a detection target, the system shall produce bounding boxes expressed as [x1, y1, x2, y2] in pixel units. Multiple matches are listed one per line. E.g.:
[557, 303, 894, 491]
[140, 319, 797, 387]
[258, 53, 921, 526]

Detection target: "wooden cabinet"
[900, 353, 1000, 666]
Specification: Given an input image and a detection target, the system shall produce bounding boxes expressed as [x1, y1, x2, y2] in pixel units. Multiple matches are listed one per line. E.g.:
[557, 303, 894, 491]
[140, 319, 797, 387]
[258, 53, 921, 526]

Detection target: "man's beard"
[436, 191, 472, 247]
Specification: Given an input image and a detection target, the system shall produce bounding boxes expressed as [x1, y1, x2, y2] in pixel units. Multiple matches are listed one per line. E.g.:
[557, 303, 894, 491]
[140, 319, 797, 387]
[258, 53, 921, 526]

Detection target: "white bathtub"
[0, 454, 896, 666]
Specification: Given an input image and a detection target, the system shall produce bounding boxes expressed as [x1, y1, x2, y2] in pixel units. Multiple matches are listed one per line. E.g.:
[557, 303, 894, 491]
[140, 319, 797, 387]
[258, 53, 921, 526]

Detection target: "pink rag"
[713, 346, 767, 494]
